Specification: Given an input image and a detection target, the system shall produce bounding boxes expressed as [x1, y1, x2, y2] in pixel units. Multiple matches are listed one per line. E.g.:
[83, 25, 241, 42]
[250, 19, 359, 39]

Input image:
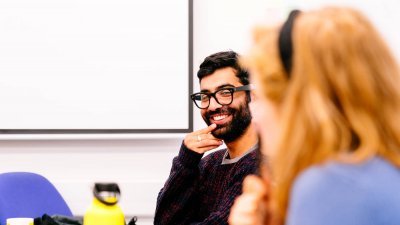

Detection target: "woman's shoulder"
[293, 157, 400, 192]
[286, 157, 400, 225]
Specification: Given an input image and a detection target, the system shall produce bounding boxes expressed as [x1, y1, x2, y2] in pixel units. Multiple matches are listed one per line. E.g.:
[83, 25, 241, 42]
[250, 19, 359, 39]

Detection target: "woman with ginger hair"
[229, 7, 400, 225]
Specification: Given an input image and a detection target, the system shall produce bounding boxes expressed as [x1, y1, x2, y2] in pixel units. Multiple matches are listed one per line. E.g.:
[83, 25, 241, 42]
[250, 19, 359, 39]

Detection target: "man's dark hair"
[197, 51, 249, 85]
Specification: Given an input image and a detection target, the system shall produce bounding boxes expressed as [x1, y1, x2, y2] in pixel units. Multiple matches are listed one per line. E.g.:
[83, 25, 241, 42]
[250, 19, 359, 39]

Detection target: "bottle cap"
[93, 183, 121, 205]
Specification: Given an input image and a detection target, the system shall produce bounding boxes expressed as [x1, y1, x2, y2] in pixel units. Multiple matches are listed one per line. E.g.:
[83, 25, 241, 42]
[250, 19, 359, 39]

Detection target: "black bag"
[34, 214, 82, 225]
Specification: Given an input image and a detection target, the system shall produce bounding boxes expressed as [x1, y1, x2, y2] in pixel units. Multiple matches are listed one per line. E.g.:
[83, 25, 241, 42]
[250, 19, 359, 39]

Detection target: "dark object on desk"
[34, 214, 82, 225]
[127, 217, 137, 225]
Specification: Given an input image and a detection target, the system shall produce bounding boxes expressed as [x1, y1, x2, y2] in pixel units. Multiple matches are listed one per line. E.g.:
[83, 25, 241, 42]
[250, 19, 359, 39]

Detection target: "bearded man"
[154, 51, 258, 225]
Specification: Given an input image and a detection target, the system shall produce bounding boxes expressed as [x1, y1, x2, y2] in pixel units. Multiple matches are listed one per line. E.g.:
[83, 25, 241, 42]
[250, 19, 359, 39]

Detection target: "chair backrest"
[0, 172, 73, 225]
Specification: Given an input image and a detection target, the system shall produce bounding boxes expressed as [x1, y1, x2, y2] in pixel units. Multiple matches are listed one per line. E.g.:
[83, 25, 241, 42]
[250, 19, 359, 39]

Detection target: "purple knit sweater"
[154, 143, 258, 225]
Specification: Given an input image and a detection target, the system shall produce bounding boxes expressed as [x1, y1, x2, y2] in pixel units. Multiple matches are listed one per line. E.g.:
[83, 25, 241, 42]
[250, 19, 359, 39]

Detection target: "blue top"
[286, 157, 400, 225]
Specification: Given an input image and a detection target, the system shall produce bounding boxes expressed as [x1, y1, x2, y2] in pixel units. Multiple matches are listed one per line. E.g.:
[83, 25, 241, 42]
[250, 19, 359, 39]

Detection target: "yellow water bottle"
[83, 183, 125, 225]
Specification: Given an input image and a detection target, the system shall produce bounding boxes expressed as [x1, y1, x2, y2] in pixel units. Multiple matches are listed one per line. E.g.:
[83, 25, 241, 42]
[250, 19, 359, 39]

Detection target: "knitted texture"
[154, 143, 258, 225]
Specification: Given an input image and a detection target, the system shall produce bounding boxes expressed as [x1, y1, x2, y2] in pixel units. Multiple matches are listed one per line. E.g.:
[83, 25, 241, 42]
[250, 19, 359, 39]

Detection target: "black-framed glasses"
[190, 84, 253, 109]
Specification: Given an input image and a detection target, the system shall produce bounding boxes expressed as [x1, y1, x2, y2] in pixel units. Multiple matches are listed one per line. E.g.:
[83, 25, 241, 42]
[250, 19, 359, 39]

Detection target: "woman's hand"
[229, 175, 271, 225]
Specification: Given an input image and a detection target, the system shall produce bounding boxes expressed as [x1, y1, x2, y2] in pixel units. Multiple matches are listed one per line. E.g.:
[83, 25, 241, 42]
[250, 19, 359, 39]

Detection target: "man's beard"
[202, 102, 252, 143]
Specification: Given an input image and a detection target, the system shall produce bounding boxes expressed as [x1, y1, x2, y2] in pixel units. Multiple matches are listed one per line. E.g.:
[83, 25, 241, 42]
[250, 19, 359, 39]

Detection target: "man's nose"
[208, 96, 222, 110]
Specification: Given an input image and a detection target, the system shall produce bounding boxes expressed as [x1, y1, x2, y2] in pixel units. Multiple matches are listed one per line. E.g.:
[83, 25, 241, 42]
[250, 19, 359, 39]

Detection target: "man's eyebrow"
[200, 83, 235, 92]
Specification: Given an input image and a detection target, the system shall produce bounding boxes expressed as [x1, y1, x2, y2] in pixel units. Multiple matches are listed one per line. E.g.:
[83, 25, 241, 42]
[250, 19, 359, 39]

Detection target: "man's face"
[200, 67, 252, 143]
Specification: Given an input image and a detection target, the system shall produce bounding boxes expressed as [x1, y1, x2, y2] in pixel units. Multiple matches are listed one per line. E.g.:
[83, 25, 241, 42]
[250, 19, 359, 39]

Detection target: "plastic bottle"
[83, 183, 125, 225]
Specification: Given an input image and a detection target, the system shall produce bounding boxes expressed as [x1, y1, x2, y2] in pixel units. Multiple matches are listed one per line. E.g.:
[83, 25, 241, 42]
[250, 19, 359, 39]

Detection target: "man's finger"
[204, 133, 223, 141]
[196, 145, 222, 153]
[197, 139, 223, 148]
[197, 123, 217, 134]
[195, 133, 222, 143]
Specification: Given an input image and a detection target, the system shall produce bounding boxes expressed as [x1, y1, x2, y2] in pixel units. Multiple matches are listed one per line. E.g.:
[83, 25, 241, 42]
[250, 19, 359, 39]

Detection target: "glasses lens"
[192, 88, 235, 109]
[215, 89, 233, 105]
[193, 93, 209, 109]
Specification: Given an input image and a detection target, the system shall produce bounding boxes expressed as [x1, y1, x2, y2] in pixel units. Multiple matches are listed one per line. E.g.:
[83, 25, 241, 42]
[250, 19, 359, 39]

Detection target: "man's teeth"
[213, 115, 227, 121]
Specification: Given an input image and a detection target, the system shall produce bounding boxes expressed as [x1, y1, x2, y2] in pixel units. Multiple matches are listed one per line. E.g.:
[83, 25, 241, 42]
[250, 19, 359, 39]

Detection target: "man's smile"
[209, 113, 232, 125]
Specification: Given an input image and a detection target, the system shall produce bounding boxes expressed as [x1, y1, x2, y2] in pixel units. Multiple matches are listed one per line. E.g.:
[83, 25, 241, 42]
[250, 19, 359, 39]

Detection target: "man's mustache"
[204, 107, 236, 129]
[205, 106, 235, 118]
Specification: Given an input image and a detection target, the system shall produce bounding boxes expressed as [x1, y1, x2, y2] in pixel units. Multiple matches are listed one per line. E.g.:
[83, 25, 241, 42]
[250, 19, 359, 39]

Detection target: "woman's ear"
[250, 90, 257, 102]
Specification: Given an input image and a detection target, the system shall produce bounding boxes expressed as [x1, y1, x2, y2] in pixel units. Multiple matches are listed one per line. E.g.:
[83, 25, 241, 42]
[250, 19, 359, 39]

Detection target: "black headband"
[278, 10, 301, 76]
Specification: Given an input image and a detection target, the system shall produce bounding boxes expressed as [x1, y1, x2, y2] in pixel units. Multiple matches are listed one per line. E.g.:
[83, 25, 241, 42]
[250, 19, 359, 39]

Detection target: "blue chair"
[0, 172, 73, 225]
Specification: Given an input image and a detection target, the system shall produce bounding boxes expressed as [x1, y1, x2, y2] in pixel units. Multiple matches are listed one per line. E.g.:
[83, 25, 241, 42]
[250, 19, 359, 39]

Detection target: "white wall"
[1, 1, 399, 224]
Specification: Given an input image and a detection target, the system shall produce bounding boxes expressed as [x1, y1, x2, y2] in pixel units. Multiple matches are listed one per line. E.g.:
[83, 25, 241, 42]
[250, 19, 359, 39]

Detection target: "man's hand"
[229, 175, 271, 225]
[183, 124, 223, 154]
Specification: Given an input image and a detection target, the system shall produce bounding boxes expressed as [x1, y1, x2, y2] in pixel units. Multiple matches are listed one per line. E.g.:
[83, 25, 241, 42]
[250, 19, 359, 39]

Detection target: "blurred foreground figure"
[229, 6, 400, 225]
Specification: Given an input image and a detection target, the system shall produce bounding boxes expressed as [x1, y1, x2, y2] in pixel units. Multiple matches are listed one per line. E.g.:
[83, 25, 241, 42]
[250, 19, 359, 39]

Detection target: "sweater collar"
[221, 143, 258, 165]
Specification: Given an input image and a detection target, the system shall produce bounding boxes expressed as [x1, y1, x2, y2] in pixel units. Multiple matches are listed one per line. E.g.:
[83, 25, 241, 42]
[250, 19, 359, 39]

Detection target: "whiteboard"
[0, 0, 192, 133]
